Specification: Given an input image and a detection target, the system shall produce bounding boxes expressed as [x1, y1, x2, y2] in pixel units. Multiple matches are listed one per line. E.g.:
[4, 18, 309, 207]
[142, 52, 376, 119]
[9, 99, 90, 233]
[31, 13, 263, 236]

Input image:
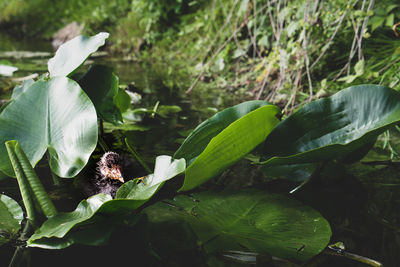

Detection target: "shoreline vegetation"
[0, 0, 399, 111]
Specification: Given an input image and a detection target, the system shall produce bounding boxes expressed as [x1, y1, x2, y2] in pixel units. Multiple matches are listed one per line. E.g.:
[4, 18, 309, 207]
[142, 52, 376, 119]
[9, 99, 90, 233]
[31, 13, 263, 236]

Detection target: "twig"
[392, 21, 400, 37]
[302, 1, 313, 101]
[310, 1, 351, 70]
[358, 0, 375, 60]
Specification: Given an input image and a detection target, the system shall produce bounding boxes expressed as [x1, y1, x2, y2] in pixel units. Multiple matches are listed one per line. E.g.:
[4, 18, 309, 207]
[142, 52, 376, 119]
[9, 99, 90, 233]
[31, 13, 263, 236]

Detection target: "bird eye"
[107, 163, 112, 168]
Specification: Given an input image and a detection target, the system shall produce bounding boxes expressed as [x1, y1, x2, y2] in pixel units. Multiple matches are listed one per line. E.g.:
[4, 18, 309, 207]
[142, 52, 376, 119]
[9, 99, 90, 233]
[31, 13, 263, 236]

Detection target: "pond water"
[1, 32, 400, 267]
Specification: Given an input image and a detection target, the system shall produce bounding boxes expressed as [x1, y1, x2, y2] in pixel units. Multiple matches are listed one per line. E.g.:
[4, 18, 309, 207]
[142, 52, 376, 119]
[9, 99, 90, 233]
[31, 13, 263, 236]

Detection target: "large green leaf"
[77, 64, 122, 124]
[0, 194, 23, 246]
[260, 85, 400, 177]
[0, 77, 98, 177]
[174, 100, 273, 163]
[144, 190, 332, 261]
[48, 32, 109, 77]
[180, 105, 280, 191]
[28, 156, 185, 248]
[27, 193, 113, 248]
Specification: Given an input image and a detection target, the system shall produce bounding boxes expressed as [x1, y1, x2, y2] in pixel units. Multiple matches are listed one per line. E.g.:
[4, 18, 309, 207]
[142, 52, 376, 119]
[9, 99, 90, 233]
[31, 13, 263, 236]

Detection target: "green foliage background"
[1, 0, 400, 108]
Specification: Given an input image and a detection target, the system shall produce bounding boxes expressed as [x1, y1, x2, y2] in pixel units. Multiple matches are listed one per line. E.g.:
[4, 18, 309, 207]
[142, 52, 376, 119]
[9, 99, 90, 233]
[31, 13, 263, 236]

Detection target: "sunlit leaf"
[144, 190, 332, 261]
[11, 79, 34, 99]
[116, 155, 185, 199]
[6, 140, 57, 221]
[174, 100, 274, 164]
[48, 32, 109, 77]
[180, 105, 280, 191]
[0, 77, 98, 178]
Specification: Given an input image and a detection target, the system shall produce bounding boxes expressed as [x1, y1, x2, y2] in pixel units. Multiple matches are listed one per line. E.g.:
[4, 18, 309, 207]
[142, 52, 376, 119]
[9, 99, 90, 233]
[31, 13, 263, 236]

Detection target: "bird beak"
[110, 167, 124, 183]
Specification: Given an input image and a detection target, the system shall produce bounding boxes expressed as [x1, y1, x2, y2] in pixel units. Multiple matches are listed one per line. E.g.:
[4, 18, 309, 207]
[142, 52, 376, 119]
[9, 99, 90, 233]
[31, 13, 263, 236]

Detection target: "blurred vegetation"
[1, 0, 400, 111]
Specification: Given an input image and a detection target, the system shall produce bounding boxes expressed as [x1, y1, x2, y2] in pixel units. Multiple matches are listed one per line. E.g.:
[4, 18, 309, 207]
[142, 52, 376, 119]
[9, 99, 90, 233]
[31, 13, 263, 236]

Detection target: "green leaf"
[0, 77, 98, 178]
[27, 220, 115, 249]
[174, 100, 274, 164]
[28, 156, 185, 248]
[114, 88, 131, 114]
[116, 155, 185, 199]
[0, 194, 23, 246]
[144, 190, 332, 261]
[48, 32, 109, 77]
[260, 85, 400, 178]
[6, 140, 57, 220]
[354, 60, 365, 76]
[180, 105, 280, 191]
[11, 79, 34, 99]
[77, 64, 122, 124]
[27, 193, 112, 248]
[99, 155, 185, 213]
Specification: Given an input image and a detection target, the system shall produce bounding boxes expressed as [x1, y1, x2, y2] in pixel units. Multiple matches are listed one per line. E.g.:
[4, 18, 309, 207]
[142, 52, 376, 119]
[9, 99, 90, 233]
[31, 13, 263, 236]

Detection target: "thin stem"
[324, 247, 382, 267]
[8, 220, 33, 267]
[124, 138, 152, 174]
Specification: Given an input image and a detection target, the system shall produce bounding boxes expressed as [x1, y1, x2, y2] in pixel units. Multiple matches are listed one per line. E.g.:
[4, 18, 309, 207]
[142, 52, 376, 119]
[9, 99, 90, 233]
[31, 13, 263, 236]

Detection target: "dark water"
[1, 32, 400, 267]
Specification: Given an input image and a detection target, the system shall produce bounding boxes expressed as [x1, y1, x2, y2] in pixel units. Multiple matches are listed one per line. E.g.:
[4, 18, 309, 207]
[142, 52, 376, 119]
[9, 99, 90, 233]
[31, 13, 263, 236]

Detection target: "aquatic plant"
[2, 32, 397, 266]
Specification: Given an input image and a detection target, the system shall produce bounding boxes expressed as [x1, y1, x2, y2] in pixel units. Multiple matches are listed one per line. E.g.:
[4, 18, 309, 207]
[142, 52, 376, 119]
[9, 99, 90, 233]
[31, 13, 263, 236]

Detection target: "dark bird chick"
[83, 152, 125, 198]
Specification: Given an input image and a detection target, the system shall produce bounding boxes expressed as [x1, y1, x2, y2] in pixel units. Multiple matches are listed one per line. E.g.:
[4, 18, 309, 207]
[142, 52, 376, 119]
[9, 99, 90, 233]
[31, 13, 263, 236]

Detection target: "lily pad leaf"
[77, 64, 122, 124]
[144, 190, 332, 262]
[180, 105, 280, 191]
[48, 32, 109, 77]
[28, 193, 112, 248]
[174, 100, 274, 163]
[0, 77, 98, 177]
[0, 194, 23, 246]
[260, 85, 400, 178]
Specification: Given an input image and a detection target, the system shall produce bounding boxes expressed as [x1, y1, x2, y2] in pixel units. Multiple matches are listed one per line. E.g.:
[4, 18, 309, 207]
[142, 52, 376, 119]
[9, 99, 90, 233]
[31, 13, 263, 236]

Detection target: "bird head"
[97, 152, 124, 183]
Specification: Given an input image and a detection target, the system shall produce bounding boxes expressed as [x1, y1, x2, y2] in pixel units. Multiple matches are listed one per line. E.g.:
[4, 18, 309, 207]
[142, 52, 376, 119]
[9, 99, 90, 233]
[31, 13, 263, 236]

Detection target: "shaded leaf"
[0, 77, 98, 177]
[114, 88, 131, 113]
[144, 190, 331, 261]
[260, 85, 400, 180]
[0, 194, 23, 246]
[48, 32, 109, 77]
[28, 193, 112, 248]
[77, 64, 122, 124]
[180, 105, 280, 191]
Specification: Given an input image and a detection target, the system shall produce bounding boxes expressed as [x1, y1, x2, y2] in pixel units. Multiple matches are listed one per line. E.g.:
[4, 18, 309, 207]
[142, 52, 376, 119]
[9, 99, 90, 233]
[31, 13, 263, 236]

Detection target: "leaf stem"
[324, 247, 382, 267]
[124, 138, 152, 173]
